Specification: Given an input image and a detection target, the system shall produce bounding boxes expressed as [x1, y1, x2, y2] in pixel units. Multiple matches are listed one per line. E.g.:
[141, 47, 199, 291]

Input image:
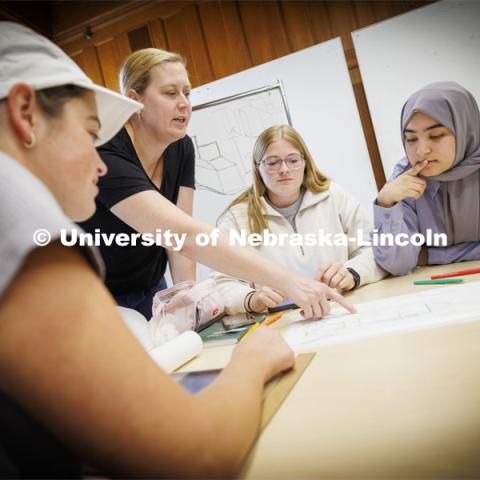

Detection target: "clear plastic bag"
[151, 279, 224, 345]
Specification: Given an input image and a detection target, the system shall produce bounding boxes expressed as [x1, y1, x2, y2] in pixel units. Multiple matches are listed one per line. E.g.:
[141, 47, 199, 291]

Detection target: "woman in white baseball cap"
[0, 22, 295, 478]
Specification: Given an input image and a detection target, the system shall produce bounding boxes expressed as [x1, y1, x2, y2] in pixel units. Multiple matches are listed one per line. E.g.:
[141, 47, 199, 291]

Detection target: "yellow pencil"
[240, 322, 260, 341]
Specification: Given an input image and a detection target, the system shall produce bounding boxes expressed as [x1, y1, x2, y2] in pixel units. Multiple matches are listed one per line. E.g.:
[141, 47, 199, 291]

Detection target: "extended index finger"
[328, 289, 357, 314]
[407, 160, 428, 176]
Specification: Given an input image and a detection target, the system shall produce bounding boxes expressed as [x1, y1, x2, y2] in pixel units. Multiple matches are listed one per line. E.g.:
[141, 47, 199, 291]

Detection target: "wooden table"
[183, 261, 480, 478]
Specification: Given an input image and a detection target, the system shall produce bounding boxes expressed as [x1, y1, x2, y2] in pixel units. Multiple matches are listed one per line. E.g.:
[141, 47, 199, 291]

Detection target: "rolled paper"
[149, 330, 203, 373]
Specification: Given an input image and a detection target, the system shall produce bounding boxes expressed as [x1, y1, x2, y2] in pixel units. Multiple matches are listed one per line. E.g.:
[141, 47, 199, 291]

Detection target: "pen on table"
[413, 278, 464, 285]
[431, 268, 480, 280]
[208, 326, 250, 337]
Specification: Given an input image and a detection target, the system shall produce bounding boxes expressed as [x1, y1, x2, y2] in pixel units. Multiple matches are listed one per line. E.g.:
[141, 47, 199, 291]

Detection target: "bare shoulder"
[0, 242, 124, 375]
[0, 241, 194, 475]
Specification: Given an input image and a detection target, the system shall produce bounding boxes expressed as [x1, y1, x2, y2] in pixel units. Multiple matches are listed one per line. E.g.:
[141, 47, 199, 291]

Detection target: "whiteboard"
[353, 0, 480, 179]
[190, 84, 290, 196]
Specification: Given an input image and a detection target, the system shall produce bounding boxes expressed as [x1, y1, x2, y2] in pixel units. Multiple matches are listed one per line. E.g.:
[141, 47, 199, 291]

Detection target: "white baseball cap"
[0, 21, 142, 146]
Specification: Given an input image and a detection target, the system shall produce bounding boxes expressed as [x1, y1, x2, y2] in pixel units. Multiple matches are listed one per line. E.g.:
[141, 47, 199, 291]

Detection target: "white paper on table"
[283, 281, 480, 351]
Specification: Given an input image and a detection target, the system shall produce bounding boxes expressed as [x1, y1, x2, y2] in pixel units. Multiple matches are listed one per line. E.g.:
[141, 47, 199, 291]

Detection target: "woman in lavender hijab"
[373, 82, 480, 275]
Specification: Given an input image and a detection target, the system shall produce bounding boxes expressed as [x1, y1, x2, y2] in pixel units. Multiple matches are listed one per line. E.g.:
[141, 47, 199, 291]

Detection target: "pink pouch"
[151, 279, 224, 333]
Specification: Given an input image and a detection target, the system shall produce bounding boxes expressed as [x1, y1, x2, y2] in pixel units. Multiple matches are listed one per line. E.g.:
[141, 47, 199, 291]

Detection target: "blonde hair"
[119, 48, 186, 96]
[226, 125, 330, 235]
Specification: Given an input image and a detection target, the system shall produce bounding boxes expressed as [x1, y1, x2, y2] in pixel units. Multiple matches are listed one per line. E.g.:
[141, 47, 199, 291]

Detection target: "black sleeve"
[96, 149, 156, 209]
[180, 135, 196, 189]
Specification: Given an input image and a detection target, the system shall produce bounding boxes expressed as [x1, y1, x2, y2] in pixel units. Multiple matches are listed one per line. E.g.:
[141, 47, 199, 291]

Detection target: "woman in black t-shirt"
[81, 48, 196, 318]
[81, 48, 354, 322]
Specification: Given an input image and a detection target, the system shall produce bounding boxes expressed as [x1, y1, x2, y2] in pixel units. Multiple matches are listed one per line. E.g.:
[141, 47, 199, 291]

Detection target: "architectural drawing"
[188, 86, 290, 195]
[283, 282, 480, 350]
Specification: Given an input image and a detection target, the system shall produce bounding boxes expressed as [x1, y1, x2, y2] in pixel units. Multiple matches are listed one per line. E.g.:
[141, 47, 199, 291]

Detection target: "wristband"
[346, 268, 361, 290]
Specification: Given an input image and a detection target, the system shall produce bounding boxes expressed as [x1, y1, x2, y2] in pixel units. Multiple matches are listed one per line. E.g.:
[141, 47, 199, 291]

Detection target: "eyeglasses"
[259, 154, 305, 172]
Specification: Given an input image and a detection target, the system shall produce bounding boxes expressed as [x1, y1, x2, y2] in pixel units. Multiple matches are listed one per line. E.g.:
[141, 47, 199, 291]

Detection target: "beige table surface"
[181, 261, 480, 478]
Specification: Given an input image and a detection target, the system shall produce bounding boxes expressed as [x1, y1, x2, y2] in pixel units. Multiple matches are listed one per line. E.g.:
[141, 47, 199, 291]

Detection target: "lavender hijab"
[400, 82, 480, 244]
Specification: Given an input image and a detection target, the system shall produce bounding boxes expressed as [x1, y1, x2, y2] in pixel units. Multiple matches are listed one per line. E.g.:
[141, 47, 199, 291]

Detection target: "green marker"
[413, 278, 464, 285]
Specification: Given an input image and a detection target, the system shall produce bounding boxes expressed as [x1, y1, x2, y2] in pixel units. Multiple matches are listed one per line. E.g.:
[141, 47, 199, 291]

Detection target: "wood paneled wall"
[56, 0, 431, 189]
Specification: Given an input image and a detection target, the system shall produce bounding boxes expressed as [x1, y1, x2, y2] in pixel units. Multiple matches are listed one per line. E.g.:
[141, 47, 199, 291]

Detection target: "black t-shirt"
[80, 128, 195, 296]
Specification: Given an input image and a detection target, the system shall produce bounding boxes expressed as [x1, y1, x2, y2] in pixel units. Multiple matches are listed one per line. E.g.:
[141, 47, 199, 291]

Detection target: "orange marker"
[264, 312, 284, 326]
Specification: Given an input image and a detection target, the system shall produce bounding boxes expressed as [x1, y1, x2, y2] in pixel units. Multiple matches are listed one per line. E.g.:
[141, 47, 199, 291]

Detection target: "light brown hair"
[226, 125, 330, 235]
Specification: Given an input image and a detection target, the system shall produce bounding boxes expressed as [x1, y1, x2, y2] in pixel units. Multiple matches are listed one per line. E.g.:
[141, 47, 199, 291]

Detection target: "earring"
[24, 132, 36, 149]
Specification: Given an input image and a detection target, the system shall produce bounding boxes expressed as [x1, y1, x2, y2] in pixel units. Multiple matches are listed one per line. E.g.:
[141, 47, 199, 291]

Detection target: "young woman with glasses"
[212, 125, 385, 315]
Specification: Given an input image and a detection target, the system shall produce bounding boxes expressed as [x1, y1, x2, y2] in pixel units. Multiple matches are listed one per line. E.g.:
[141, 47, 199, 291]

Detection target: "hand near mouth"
[376, 160, 428, 208]
[415, 159, 434, 171]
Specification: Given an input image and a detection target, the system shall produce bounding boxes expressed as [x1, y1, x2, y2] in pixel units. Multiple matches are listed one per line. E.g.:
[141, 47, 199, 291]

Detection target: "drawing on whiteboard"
[188, 84, 291, 195]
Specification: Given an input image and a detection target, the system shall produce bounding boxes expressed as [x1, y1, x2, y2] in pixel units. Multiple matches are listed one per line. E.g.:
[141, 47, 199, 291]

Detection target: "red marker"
[431, 268, 480, 280]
